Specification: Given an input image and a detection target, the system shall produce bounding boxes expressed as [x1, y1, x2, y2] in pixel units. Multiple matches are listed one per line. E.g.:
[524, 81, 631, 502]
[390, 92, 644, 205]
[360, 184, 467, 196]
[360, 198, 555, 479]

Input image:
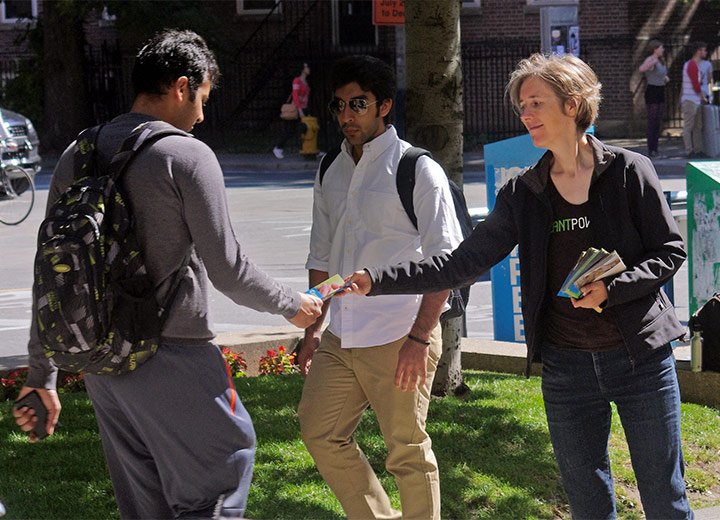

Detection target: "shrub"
[258, 346, 297, 375]
[0, 367, 29, 401]
[60, 374, 86, 394]
[222, 347, 248, 378]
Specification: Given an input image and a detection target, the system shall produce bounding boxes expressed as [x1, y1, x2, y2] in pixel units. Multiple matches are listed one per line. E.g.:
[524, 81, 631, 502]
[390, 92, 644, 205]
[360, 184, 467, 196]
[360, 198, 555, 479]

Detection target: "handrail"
[224, 0, 320, 123]
[234, 1, 283, 59]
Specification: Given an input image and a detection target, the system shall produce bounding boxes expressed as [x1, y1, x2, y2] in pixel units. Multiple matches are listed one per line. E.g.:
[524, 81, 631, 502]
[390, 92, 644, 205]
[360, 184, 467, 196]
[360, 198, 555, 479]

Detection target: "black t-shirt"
[544, 179, 624, 351]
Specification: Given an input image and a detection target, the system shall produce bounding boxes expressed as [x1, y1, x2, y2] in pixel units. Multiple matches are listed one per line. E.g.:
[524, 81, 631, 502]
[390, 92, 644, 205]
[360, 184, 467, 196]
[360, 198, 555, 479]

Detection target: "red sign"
[373, 0, 405, 26]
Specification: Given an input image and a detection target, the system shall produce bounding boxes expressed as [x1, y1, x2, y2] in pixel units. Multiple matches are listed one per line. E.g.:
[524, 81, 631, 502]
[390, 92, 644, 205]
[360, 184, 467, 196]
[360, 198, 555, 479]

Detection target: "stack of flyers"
[306, 274, 350, 301]
[558, 247, 626, 300]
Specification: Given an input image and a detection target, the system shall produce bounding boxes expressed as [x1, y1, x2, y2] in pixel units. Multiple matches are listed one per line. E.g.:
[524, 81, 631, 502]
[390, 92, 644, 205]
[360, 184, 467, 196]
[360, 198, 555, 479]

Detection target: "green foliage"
[0, 393, 117, 519]
[106, 1, 226, 51]
[0, 15, 43, 128]
[258, 346, 298, 376]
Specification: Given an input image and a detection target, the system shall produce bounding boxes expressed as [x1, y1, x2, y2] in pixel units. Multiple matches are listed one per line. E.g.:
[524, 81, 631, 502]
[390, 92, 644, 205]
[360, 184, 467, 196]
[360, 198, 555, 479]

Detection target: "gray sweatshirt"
[26, 112, 301, 388]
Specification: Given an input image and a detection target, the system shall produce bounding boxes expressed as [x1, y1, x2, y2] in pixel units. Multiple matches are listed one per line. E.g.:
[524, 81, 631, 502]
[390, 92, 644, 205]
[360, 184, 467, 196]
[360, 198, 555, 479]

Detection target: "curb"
[214, 327, 720, 409]
[3, 327, 718, 408]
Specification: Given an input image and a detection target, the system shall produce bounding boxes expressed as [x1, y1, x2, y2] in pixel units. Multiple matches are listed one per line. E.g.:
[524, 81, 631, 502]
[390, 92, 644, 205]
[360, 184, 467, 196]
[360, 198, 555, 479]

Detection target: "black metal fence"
[462, 40, 540, 142]
[4, 30, 710, 148]
[84, 41, 126, 125]
[0, 53, 33, 100]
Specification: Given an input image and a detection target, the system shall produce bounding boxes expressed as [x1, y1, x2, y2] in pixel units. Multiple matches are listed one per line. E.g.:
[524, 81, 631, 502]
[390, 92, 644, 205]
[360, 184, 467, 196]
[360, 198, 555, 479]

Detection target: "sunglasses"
[328, 97, 378, 116]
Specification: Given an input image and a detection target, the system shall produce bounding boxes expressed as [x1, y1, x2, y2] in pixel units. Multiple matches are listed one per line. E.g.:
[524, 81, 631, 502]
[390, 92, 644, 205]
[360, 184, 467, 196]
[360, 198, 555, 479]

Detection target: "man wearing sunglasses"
[297, 55, 463, 520]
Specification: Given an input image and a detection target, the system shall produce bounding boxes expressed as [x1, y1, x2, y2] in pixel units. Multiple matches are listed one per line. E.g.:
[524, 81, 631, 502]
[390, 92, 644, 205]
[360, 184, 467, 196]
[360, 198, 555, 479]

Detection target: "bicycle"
[0, 163, 35, 225]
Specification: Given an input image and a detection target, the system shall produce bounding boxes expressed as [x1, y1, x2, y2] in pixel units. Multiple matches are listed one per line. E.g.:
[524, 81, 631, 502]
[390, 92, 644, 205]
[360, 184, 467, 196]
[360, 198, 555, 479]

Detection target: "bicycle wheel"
[0, 166, 35, 225]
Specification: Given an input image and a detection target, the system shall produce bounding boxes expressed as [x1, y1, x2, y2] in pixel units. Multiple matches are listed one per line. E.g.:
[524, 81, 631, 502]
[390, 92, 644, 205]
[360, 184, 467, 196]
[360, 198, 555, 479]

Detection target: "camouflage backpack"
[33, 121, 190, 374]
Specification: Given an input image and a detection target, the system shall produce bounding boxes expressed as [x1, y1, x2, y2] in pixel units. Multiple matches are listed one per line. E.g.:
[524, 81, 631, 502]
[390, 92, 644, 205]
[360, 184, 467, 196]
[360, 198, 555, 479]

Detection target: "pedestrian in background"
[681, 41, 709, 158]
[639, 39, 669, 157]
[345, 53, 693, 520]
[273, 62, 311, 159]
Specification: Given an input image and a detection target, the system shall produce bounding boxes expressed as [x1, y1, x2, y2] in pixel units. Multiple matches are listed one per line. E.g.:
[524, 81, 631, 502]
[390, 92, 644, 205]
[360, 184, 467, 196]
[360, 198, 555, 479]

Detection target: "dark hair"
[646, 39, 663, 58]
[691, 41, 707, 54]
[132, 29, 220, 100]
[330, 55, 396, 118]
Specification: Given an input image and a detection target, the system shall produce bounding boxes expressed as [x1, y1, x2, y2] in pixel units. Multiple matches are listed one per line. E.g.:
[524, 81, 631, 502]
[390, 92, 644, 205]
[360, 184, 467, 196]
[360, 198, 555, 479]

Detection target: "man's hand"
[572, 280, 608, 310]
[287, 293, 323, 329]
[395, 338, 429, 392]
[298, 331, 321, 377]
[341, 270, 372, 296]
[12, 386, 61, 442]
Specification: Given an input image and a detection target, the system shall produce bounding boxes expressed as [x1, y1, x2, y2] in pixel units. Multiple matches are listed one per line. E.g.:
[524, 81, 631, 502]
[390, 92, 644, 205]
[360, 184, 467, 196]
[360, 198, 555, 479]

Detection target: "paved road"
[0, 149, 691, 369]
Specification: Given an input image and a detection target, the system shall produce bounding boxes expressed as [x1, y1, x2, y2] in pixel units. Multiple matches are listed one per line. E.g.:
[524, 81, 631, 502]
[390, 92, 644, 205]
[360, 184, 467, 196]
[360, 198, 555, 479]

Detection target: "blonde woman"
[345, 53, 693, 520]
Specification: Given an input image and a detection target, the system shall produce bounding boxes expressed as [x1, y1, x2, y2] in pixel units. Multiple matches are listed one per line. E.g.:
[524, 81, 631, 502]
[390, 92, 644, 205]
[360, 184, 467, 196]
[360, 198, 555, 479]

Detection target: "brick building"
[0, 0, 718, 148]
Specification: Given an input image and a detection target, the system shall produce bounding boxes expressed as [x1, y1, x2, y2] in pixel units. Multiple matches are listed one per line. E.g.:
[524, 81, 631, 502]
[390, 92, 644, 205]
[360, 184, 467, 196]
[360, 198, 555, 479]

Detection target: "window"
[334, 0, 377, 48]
[0, 0, 37, 23]
[461, 0, 481, 15]
[527, 0, 578, 5]
[236, 0, 281, 15]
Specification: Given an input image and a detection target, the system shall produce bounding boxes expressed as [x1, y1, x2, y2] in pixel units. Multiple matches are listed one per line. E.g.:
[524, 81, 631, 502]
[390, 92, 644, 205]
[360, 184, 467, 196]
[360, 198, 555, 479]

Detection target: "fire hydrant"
[300, 116, 320, 157]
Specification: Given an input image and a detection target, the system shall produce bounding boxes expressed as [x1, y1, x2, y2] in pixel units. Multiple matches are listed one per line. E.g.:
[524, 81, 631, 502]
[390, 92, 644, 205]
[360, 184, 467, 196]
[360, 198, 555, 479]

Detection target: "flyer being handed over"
[305, 274, 350, 301]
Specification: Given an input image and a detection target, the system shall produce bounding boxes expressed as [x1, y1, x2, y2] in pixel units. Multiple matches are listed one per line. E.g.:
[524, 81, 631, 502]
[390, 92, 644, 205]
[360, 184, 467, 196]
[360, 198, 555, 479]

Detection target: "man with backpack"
[297, 55, 463, 520]
[13, 29, 322, 519]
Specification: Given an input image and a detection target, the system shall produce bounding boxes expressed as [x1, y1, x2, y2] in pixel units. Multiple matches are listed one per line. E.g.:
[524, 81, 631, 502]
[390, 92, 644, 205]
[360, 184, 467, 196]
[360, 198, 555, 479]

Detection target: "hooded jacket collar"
[519, 133, 617, 195]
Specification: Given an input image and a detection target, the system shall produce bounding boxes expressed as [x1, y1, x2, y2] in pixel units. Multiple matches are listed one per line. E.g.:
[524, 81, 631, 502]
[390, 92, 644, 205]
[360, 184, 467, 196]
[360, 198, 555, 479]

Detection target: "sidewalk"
[214, 135, 692, 178]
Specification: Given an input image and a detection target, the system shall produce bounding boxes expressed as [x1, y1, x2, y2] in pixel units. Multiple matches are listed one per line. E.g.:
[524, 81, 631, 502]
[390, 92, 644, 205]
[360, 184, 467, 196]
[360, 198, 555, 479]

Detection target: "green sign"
[687, 161, 720, 314]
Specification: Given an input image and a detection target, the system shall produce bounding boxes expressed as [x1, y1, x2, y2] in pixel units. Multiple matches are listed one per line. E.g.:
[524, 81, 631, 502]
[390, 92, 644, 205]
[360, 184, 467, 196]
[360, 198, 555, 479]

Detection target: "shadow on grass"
[0, 394, 118, 520]
[239, 371, 567, 520]
[0, 371, 567, 520]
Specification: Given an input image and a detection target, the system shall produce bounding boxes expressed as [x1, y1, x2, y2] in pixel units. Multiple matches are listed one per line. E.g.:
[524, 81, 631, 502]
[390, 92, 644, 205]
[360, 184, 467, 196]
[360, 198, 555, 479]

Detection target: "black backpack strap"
[108, 121, 191, 181]
[108, 121, 192, 319]
[447, 178, 474, 238]
[396, 146, 432, 230]
[318, 146, 343, 185]
[73, 124, 106, 180]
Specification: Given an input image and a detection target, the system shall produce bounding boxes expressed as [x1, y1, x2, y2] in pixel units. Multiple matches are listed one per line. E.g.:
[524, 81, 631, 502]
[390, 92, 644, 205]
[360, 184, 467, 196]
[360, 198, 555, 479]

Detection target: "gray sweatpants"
[85, 344, 255, 519]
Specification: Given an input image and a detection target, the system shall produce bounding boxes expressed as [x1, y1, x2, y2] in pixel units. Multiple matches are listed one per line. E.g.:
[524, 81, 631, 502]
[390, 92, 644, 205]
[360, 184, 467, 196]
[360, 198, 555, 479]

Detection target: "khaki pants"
[682, 100, 703, 154]
[298, 326, 442, 520]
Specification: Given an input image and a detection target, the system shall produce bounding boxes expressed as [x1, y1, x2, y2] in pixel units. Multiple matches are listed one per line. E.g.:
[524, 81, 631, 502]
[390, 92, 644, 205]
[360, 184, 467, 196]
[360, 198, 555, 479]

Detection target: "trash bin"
[701, 104, 720, 158]
[686, 160, 720, 314]
[300, 116, 320, 157]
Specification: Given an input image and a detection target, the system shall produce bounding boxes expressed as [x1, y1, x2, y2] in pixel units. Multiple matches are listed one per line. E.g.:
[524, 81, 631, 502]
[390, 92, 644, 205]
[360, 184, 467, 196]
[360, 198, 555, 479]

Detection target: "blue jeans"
[541, 344, 693, 520]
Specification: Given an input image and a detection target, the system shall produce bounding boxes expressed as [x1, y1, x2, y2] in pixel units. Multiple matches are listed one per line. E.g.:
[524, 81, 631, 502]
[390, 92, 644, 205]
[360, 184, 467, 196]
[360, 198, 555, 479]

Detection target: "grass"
[1, 370, 718, 519]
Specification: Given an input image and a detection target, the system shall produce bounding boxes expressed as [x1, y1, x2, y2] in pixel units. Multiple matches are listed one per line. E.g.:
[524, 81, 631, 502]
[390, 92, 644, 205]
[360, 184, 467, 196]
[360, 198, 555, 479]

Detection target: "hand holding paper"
[558, 248, 625, 313]
[306, 274, 351, 301]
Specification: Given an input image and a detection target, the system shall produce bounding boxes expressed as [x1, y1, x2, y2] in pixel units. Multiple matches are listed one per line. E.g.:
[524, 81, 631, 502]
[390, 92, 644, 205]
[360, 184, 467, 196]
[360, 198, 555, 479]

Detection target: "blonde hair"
[506, 53, 602, 131]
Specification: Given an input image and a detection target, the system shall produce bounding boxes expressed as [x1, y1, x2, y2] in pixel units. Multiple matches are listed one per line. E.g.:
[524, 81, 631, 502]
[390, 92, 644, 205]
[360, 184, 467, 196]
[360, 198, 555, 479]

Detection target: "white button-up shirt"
[306, 126, 463, 348]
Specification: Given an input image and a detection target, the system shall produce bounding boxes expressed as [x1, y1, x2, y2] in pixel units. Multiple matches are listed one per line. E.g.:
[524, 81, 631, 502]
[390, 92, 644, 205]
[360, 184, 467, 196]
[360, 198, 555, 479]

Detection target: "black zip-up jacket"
[367, 135, 687, 376]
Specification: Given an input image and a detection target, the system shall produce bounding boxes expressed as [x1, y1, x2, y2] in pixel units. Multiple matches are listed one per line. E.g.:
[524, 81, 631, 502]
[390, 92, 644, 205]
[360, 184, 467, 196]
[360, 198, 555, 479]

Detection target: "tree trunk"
[42, 1, 92, 153]
[404, 0, 466, 397]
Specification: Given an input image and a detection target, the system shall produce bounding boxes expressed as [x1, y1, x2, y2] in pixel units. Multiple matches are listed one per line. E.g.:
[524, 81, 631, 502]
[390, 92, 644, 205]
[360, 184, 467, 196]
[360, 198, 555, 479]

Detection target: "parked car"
[0, 107, 41, 195]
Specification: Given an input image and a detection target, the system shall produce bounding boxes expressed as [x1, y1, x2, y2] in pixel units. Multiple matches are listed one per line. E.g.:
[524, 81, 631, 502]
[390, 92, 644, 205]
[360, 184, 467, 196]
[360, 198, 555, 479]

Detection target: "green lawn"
[1, 370, 718, 519]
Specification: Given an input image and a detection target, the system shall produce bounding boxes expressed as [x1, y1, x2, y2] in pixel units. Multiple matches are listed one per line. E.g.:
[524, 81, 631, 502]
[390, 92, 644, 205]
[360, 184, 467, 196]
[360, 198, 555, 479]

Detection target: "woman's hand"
[571, 280, 608, 311]
[340, 270, 372, 296]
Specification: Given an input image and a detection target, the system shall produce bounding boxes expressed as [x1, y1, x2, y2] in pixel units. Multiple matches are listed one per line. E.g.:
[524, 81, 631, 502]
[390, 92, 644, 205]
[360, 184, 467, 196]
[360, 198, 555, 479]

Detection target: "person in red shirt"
[681, 42, 708, 158]
[273, 62, 311, 159]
